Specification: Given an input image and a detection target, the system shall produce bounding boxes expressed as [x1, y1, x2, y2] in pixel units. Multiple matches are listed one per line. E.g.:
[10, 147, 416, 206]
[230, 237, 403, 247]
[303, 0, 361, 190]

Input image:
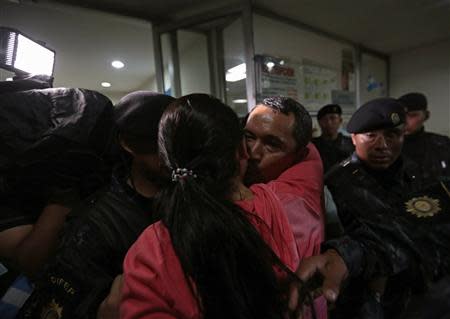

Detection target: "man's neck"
[406, 126, 425, 137]
[359, 156, 403, 181]
[128, 164, 159, 198]
[321, 132, 339, 141]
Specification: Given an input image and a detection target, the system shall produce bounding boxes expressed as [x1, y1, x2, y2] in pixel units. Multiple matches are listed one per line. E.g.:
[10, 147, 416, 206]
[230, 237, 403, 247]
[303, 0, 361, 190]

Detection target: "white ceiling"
[1, 0, 449, 102]
[48, 0, 450, 53]
[256, 0, 450, 53]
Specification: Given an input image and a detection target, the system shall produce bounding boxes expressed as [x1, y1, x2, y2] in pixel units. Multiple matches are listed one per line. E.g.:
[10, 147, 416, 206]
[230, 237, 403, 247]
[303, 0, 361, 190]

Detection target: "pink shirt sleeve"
[241, 184, 300, 271]
[120, 225, 199, 319]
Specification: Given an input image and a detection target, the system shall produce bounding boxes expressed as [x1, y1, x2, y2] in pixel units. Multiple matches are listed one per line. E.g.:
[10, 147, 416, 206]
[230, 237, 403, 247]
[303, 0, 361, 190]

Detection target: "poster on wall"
[255, 55, 300, 102]
[255, 55, 339, 113]
[298, 61, 339, 112]
[360, 53, 388, 104]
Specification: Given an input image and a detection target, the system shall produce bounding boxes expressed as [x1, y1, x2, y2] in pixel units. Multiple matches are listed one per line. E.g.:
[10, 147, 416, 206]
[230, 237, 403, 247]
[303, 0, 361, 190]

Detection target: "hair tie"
[171, 168, 197, 182]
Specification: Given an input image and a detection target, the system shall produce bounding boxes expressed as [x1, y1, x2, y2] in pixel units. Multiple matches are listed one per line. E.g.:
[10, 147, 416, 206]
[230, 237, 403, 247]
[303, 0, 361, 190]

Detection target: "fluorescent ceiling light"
[101, 82, 111, 88]
[0, 27, 55, 76]
[226, 63, 246, 82]
[111, 60, 124, 69]
[233, 99, 248, 104]
[5, 77, 13, 81]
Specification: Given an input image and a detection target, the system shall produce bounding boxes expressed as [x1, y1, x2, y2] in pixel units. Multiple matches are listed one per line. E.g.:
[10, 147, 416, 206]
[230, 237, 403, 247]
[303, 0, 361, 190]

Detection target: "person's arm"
[289, 249, 348, 310]
[289, 226, 417, 313]
[0, 224, 33, 259]
[268, 143, 325, 260]
[98, 274, 123, 319]
[331, 194, 416, 279]
[13, 203, 71, 276]
[121, 226, 188, 319]
[0, 186, 80, 276]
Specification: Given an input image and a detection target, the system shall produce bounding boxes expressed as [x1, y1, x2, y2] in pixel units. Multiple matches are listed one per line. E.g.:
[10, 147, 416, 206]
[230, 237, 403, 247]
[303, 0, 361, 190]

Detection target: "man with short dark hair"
[18, 92, 174, 319]
[244, 96, 313, 185]
[312, 104, 354, 173]
[398, 92, 450, 183]
[291, 97, 450, 319]
[243, 97, 323, 258]
[244, 96, 327, 318]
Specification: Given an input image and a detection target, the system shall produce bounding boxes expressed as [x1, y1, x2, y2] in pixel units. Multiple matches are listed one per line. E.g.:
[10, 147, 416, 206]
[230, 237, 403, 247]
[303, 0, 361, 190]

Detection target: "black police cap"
[398, 92, 427, 111]
[317, 104, 342, 120]
[114, 91, 175, 137]
[347, 98, 405, 133]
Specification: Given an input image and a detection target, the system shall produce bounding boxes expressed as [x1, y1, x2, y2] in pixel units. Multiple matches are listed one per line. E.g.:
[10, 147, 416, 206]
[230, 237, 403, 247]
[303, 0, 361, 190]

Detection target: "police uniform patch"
[41, 299, 63, 319]
[391, 112, 400, 125]
[405, 196, 441, 218]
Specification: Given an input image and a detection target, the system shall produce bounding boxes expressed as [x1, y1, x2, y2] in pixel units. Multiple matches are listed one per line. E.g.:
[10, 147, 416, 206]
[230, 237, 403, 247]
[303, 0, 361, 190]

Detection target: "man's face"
[405, 110, 428, 135]
[352, 127, 404, 170]
[243, 105, 299, 184]
[318, 113, 342, 136]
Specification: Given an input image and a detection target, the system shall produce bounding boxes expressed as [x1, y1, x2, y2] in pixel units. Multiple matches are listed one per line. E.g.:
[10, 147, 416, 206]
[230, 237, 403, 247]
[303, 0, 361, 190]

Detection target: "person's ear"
[424, 110, 430, 121]
[119, 136, 135, 156]
[351, 133, 357, 146]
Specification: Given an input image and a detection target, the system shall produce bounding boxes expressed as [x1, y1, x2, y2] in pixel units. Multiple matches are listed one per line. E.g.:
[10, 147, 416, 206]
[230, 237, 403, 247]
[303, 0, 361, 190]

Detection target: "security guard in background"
[398, 92, 450, 183]
[312, 104, 354, 173]
[295, 98, 450, 319]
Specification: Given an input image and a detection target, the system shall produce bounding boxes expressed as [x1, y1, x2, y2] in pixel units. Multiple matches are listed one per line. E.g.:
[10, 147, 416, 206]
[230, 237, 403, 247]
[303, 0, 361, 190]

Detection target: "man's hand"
[289, 249, 348, 313]
[97, 274, 123, 319]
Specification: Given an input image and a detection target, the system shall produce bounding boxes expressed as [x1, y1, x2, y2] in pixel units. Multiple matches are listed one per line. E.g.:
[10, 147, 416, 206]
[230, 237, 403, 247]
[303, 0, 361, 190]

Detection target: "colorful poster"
[298, 62, 338, 112]
[255, 55, 300, 101]
[255, 55, 339, 113]
[360, 53, 388, 104]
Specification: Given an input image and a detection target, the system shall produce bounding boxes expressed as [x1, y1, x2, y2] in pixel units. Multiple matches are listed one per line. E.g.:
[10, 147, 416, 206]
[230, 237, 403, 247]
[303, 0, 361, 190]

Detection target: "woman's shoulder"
[130, 221, 173, 256]
[122, 221, 200, 319]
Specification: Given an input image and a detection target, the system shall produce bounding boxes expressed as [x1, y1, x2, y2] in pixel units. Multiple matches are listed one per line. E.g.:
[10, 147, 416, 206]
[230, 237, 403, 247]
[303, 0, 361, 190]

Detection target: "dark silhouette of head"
[114, 91, 175, 189]
[115, 91, 175, 155]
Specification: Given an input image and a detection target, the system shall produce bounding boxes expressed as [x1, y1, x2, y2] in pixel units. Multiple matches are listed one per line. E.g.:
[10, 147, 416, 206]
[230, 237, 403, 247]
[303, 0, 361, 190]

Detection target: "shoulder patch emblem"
[405, 196, 441, 218]
[41, 299, 63, 319]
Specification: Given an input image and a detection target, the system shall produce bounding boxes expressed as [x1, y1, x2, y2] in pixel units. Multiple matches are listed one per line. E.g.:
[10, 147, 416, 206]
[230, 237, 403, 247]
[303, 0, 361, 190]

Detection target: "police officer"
[398, 92, 450, 183]
[18, 92, 175, 319]
[290, 98, 450, 319]
[312, 104, 354, 173]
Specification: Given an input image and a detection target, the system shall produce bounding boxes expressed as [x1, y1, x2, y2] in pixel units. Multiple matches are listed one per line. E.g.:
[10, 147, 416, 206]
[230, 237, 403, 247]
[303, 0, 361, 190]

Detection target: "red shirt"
[121, 143, 326, 319]
[121, 184, 298, 319]
[266, 143, 326, 319]
[267, 143, 324, 260]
